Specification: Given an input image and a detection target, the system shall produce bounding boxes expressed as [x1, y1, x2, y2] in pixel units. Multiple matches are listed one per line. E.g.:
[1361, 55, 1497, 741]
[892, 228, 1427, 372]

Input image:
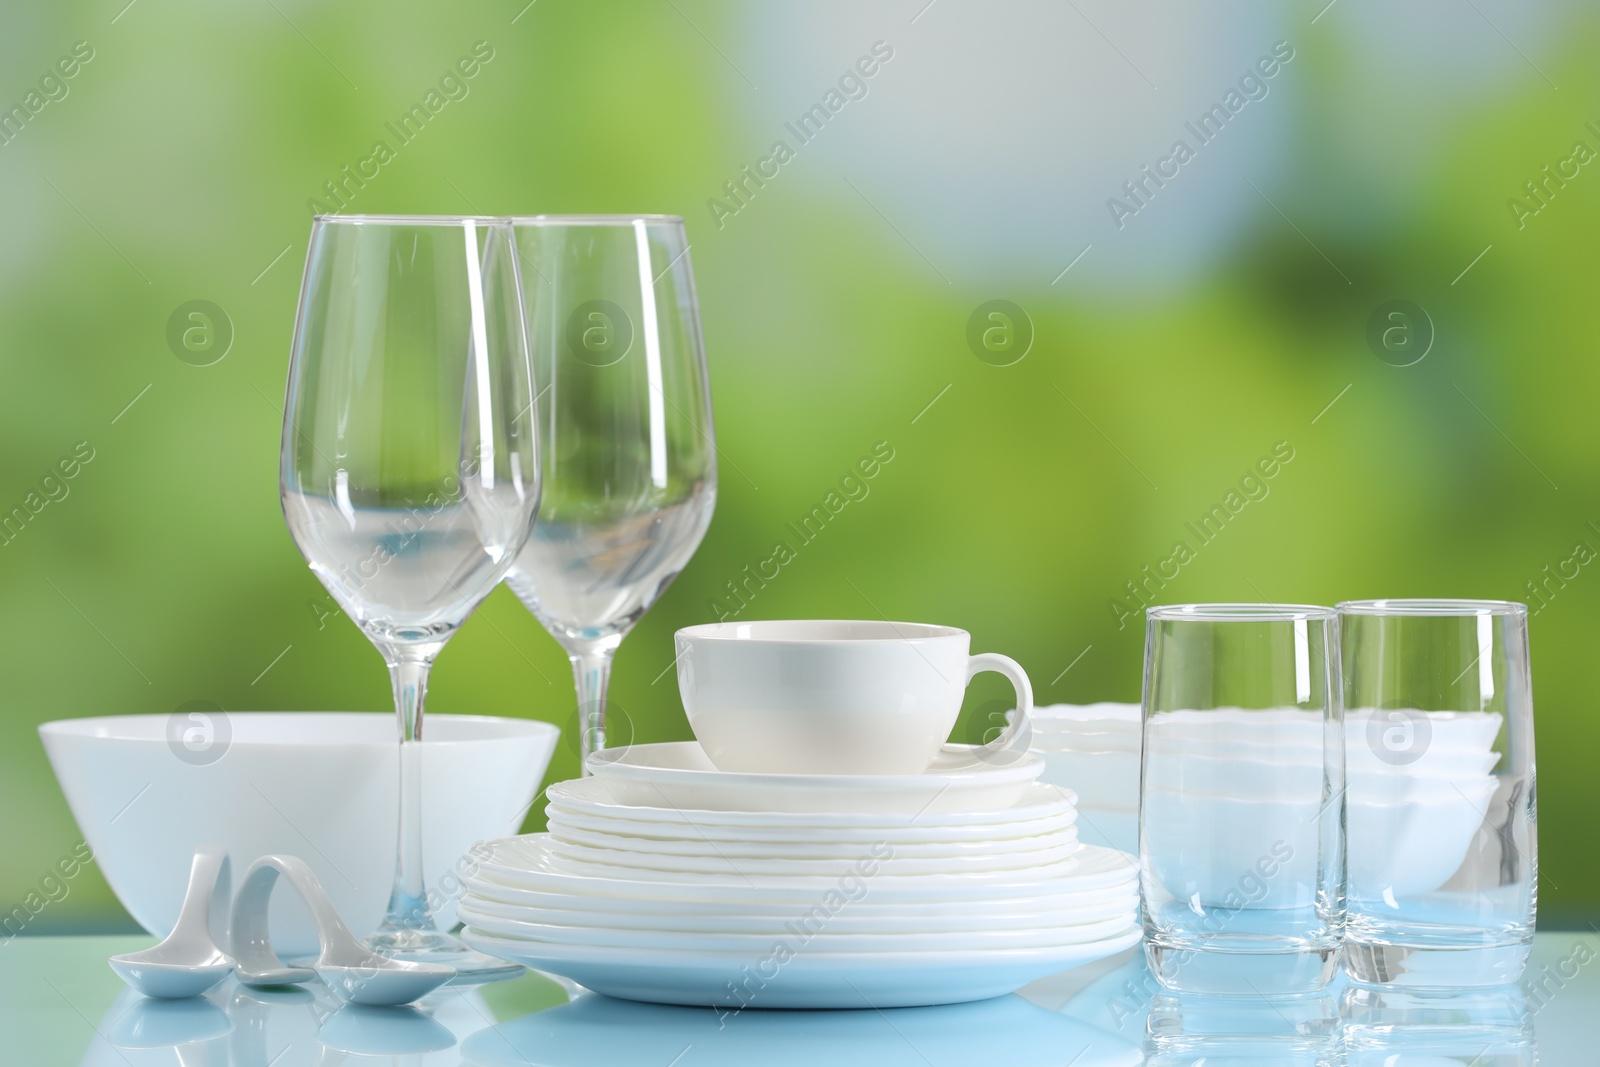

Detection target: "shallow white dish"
[1346, 709, 1504, 752]
[466, 836, 1137, 905]
[456, 886, 1138, 933]
[586, 741, 1042, 814]
[458, 906, 1134, 952]
[1347, 747, 1502, 776]
[545, 850, 1085, 886]
[461, 867, 1136, 919]
[1030, 702, 1141, 724]
[543, 836, 1081, 878]
[461, 925, 1144, 1008]
[546, 816, 1077, 859]
[546, 776, 1073, 832]
[39, 712, 558, 958]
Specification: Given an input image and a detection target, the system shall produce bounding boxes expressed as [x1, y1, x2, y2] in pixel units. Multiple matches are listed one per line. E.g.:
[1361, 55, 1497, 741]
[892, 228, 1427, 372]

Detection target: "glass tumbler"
[1140, 604, 1345, 994]
[1339, 599, 1537, 987]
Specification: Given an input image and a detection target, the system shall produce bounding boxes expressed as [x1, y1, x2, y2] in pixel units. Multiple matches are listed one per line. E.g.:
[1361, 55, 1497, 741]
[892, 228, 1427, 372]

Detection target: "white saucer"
[586, 742, 1043, 814]
[461, 865, 1136, 919]
[460, 925, 1144, 1008]
[546, 776, 1075, 833]
[465, 836, 1137, 905]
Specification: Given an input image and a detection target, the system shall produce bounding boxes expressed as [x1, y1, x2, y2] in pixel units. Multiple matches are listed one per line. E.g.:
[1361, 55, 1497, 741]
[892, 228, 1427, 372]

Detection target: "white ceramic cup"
[674, 619, 1033, 775]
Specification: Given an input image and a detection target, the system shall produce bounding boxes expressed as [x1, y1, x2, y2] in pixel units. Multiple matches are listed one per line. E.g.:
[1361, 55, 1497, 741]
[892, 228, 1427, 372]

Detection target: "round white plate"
[545, 776, 1075, 830]
[460, 868, 1136, 919]
[455, 887, 1138, 933]
[537, 780, 1075, 838]
[586, 742, 1043, 814]
[466, 836, 1137, 905]
[543, 836, 1081, 877]
[457, 906, 1135, 952]
[545, 814, 1079, 858]
[460, 925, 1145, 1008]
[543, 850, 1085, 886]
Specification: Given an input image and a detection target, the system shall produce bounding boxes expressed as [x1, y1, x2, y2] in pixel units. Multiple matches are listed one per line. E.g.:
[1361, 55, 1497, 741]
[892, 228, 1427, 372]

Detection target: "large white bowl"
[40, 712, 559, 957]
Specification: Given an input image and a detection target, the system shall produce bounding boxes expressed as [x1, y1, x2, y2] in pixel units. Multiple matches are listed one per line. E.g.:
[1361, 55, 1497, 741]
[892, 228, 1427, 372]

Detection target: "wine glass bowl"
[281, 215, 540, 973]
[503, 215, 716, 764]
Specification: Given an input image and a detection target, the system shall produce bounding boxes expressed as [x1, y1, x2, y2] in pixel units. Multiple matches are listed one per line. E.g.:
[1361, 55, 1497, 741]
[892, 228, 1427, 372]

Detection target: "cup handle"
[966, 652, 1033, 761]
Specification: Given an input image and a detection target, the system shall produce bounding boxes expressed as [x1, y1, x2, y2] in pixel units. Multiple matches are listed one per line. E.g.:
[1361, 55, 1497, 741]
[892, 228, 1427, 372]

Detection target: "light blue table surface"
[2, 932, 1595, 1065]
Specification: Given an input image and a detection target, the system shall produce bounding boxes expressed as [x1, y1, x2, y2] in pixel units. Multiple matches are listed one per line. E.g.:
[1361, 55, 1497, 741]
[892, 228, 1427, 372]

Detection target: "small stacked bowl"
[1026, 703, 1141, 854]
[1345, 709, 1504, 896]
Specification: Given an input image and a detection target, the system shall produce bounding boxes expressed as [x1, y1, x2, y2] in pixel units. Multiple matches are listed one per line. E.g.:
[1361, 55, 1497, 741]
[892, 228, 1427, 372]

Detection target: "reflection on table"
[33, 933, 1600, 1066]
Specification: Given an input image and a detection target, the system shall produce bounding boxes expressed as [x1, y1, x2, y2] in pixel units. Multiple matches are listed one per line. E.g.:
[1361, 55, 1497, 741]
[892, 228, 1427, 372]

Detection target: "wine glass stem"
[570, 649, 615, 774]
[380, 652, 433, 932]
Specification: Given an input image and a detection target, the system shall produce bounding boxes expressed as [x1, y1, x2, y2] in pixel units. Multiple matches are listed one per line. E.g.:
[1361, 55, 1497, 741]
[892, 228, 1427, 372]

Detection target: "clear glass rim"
[1338, 598, 1528, 617]
[311, 214, 490, 226]
[1147, 602, 1337, 622]
[504, 213, 684, 226]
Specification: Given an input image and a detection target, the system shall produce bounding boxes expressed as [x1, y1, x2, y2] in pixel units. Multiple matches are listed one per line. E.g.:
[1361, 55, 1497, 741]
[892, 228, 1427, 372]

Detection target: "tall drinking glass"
[1140, 604, 1345, 994]
[1339, 599, 1536, 987]
[281, 215, 540, 972]
[504, 215, 716, 768]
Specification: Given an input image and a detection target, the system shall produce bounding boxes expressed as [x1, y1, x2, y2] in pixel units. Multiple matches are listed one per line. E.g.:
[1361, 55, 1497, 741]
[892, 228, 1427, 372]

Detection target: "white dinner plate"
[455, 886, 1139, 933]
[457, 905, 1135, 952]
[460, 867, 1136, 920]
[545, 776, 1075, 831]
[545, 814, 1079, 858]
[537, 777, 1075, 844]
[543, 836, 1081, 877]
[543, 850, 1085, 886]
[466, 836, 1138, 905]
[461, 925, 1145, 1008]
[586, 742, 1043, 814]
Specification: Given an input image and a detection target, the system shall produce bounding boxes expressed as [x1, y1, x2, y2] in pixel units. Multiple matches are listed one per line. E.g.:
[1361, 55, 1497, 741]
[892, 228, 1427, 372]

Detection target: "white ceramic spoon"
[232, 855, 454, 1006]
[109, 846, 234, 999]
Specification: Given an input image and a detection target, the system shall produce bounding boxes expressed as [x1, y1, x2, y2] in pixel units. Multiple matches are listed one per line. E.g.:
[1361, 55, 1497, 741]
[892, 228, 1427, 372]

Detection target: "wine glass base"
[365, 928, 526, 984]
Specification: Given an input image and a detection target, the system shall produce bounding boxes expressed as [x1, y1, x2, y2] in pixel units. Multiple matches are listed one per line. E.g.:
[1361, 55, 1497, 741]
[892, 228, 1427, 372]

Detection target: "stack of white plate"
[458, 742, 1141, 1008]
[1026, 703, 1141, 854]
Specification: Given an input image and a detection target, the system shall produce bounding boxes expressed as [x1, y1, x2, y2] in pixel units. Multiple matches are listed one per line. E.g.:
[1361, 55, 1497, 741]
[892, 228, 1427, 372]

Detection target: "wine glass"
[503, 215, 716, 768]
[281, 215, 540, 972]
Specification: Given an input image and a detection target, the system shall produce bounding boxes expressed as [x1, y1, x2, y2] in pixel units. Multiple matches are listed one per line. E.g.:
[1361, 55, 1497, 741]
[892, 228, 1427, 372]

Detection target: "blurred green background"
[2, 0, 1595, 929]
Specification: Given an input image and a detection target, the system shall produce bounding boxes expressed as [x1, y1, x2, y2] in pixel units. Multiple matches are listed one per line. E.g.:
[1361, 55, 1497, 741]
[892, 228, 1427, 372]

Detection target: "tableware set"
[37, 206, 1544, 1016]
[1137, 599, 1537, 995]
